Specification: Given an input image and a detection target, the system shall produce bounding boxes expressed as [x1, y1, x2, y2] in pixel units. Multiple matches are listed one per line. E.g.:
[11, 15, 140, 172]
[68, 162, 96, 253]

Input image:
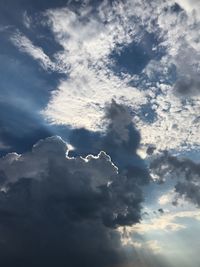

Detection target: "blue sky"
[0, 0, 200, 266]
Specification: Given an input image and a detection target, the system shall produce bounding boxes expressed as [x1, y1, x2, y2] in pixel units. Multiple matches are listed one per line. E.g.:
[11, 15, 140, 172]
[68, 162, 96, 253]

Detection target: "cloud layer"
[39, 0, 200, 151]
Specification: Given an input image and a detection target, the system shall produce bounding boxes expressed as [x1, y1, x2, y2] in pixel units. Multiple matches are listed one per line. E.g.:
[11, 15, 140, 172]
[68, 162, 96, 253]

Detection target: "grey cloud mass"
[150, 151, 200, 207]
[174, 76, 200, 97]
[0, 101, 152, 266]
[69, 100, 150, 186]
[0, 126, 148, 266]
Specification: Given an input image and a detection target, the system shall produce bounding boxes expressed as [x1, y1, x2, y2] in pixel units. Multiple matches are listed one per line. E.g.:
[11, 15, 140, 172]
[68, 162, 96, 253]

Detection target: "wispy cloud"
[10, 30, 68, 73]
[23, 11, 31, 29]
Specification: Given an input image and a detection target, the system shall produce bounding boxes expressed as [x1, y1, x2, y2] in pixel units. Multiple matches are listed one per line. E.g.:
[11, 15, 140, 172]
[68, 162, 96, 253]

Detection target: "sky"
[0, 0, 200, 266]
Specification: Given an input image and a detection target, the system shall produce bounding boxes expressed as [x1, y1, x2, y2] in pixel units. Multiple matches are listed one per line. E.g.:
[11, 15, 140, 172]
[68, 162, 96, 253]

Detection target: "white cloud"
[23, 11, 31, 29]
[41, 4, 147, 129]
[10, 31, 68, 73]
[43, 1, 200, 151]
[12, 0, 200, 151]
[43, 68, 145, 129]
[158, 191, 175, 205]
[11, 31, 54, 70]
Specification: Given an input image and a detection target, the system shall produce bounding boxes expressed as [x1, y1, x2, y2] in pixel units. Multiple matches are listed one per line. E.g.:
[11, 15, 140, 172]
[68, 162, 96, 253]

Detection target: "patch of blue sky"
[137, 103, 158, 124]
[108, 30, 165, 75]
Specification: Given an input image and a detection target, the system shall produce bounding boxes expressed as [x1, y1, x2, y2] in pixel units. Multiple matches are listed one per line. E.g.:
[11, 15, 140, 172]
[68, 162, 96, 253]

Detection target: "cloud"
[37, 0, 200, 153]
[69, 100, 150, 186]
[0, 100, 153, 266]
[117, 208, 200, 267]
[175, 181, 200, 206]
[150, 152, 200, 207]
[1, 1, 200, 265]
[174, 76, 200, 97]
[146, 145, 156, 155]
[175, 0, 200, 14]
[0, 129, 151, 266]
[158, 190, 176, 205]
[10, 31, 66, 73]
[5, 0, 200, 152]
[42, 2, 149, 131]
[158, 208, 164, 214]
[0, 39, 69, 154]
[23, 11, 31, 29]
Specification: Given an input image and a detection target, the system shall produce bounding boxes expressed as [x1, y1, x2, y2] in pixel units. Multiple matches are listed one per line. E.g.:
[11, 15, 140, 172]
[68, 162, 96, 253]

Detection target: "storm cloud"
[0, 102, 150, 266]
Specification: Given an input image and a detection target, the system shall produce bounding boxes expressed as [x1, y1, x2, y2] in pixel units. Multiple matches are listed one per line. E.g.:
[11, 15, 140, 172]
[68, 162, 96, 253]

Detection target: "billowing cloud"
[0, 116, 150, 266]
[0, 98, 154, 266]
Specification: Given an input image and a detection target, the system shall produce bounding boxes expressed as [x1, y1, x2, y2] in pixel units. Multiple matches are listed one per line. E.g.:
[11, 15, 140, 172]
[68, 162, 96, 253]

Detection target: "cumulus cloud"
[0, 112, 151, 266]
[0, 98, 155, 266]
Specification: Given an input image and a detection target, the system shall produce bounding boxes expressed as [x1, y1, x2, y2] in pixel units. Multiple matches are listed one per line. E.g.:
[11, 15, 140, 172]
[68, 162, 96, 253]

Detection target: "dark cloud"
[150, 151, 200, 207]
[150, 151, 200, 180]
[174, 76, 200, 97]
[158, 208, 164, 214]
[0, 132, 150, 266]
[175, 181, 200, 206]
[163, 3, 184, 13]
[69, 100, 150, 186]
[0, 100, 150, 266]
[146, 145, 156, 155]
